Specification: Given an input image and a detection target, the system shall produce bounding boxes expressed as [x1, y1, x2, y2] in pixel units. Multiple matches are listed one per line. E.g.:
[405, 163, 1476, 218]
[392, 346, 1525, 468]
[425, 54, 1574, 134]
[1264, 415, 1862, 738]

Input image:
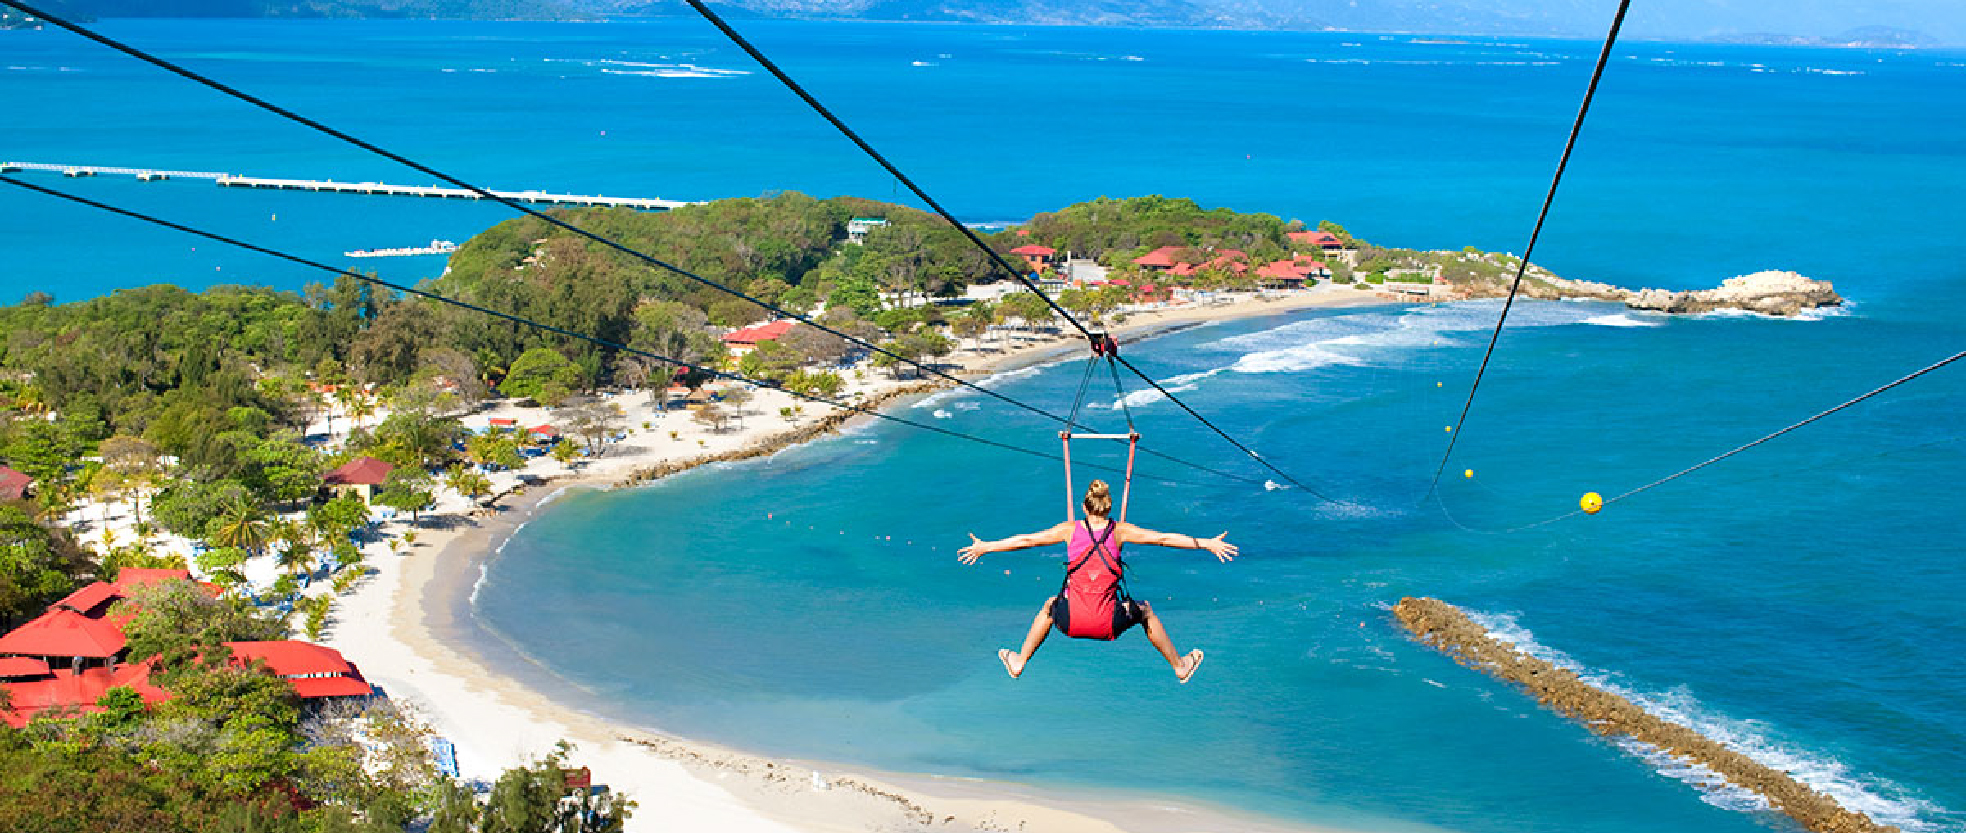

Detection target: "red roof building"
[1009, 244, 1057, 272]
[1132, 246, 1183, 269]
[224, 641, 374, 699]
[0, 657, 51, 678]
[0, 663, 172, 728]
[51, 582, 121, 617]
[721, 320, 797, 355]
[323, 456, 395, 503]
[0, 607, 127, 661]
[529, 425, 560, 439]
[0, 465, 31, 502]
[1136, 246, 1251, 276]
[487, 417, 518, 428]
[1288, 230, 1345, 249]
[323, 456, 395, 487]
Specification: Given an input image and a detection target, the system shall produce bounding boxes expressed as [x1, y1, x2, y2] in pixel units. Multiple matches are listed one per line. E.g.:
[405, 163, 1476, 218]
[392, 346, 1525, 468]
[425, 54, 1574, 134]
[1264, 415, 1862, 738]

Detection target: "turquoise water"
[7, 18, 1965, 833]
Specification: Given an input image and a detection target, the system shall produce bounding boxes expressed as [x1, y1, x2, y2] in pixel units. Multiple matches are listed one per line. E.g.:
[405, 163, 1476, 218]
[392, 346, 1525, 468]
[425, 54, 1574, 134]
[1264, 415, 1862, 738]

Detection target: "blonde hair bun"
[1082, 479, 1114, 517]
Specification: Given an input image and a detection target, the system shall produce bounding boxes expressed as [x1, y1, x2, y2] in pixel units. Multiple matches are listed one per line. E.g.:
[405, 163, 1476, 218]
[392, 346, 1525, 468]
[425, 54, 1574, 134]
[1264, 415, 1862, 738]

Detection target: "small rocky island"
[1343, 236, 1842, 317]
[1519, 269, 1844, 317]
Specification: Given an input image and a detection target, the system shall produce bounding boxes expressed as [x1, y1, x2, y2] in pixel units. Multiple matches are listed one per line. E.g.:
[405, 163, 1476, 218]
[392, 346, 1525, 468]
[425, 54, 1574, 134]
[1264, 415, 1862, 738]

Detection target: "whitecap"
[932, 409, 953, 419]
[911, 389, 964, 410]
[1582, 313, 1664, 328]
[470, 560, 491, 605]
[910, 61, 936, 67]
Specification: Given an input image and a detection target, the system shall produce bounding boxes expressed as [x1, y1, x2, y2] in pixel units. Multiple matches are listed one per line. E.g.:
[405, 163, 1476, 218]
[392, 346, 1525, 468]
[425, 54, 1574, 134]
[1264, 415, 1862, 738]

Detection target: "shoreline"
[327, 286, 1402, 833]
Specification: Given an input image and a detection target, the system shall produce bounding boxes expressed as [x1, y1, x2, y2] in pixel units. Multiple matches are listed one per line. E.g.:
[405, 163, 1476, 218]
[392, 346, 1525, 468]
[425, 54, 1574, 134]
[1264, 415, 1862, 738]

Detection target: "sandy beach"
[323, 286, 1392, 833]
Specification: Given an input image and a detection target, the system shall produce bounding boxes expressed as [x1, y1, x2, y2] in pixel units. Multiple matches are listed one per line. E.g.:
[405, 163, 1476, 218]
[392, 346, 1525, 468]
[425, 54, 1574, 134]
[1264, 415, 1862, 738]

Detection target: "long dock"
[1, 161, 695, 211]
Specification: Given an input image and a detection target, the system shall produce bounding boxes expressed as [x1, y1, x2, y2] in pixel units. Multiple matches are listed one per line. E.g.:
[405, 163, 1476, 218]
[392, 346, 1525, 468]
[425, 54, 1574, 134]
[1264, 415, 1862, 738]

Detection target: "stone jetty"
[1393, 596, 1897, 833]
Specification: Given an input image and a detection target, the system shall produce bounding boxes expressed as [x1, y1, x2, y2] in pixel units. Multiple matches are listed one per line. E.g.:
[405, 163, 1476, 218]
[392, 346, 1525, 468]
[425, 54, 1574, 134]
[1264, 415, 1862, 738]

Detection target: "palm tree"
[209, 499, 272, 560]
[349, 392, 378, 431]
[270, 518, 315, 578]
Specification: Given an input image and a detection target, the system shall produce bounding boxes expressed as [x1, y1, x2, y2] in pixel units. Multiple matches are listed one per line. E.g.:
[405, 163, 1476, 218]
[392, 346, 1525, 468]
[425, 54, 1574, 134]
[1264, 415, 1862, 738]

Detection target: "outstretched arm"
[1118, 524, 1239, 562]
[959, 521, 1073, 564]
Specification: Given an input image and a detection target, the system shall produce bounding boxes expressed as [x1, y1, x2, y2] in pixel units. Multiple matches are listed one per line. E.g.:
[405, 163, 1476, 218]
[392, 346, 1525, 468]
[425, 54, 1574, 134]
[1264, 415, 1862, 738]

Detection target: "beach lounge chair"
[433, 738, 460, 778]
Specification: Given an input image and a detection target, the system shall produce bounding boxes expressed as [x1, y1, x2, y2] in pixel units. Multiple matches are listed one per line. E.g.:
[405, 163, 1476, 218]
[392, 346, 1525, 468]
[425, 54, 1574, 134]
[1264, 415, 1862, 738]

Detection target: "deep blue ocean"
[7, 18, 1964, 833]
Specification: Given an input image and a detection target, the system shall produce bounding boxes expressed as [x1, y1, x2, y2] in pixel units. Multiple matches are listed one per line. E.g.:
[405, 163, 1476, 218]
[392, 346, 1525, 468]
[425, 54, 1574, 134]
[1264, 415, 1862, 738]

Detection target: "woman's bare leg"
[1137, 602, 1203, 681]
[1002, 598, 1055, 678]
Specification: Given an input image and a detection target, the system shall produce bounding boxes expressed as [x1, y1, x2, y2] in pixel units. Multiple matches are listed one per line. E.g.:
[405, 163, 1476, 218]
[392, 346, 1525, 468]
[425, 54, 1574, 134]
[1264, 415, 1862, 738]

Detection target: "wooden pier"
[2, 161, 694, 211]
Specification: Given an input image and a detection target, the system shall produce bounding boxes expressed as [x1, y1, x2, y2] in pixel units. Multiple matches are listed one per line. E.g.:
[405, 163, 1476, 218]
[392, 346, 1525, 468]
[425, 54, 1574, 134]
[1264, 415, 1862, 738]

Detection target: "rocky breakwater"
[1392, 597, 1897, 833]
[1517, 269, 1843, 317]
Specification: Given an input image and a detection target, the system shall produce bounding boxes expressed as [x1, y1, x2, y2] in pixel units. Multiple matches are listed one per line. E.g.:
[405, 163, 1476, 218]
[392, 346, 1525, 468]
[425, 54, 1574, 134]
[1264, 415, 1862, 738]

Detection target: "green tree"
[445, 465, 493, 504]
[206, 498, 271, 559]
[374, 468, 436, 524]
[502, 348, 583, 405]
[115, 579, 286, 663]
[0, 501, 92, 625]
[466, 433, 525, 472]
[193, 546, 250, 590]
[151, 481, 252, 542]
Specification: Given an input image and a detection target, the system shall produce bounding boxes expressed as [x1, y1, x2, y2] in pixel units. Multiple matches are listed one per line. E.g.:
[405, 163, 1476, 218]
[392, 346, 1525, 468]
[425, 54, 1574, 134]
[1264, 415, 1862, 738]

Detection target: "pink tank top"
[1060, 521, 1124, 638]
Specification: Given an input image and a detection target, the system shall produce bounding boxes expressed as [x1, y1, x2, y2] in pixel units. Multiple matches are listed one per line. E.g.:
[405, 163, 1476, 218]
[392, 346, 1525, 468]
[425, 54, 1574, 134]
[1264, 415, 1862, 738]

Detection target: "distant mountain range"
[16, 0, 1961, 45]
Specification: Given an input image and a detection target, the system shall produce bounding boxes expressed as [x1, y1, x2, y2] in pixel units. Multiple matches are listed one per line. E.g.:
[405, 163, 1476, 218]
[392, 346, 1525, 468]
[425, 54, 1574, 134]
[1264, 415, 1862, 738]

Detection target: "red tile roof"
[1009, 245, 1056, 256]
[0, 657, 50, 678]
[0, 608, 126, 658]
[0, 664, 170, 728]
[529, 425, 560, 437]
[1132, 246, 1183, 268]
[52, 582, 120, 617]
[1289, 230, 1344, 247]
[488, 417, 518, 426]
[323, 456, 395, 487]
[721, 320, 797, 345]
[0, 466, 30, 501]
[224, 641, 373, 699]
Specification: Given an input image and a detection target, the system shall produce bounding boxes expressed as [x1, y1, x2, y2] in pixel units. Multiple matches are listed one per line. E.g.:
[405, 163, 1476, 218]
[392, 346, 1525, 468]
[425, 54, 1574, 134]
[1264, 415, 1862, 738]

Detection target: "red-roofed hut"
[721, 320, 797, 356]
[225, 641, 374, 699]
[0, 466, 31, 502]
[323, 456, 395, 503]
[1010, 244, 1057, 272]
[0, 663, 170, 728]
[0, 607, 127, 666]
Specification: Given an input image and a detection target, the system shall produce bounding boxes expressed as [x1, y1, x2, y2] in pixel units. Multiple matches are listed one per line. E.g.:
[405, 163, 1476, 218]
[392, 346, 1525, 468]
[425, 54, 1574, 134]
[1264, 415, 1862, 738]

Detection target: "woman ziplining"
[959, 478, 1237, 682]
[957, 333, 1238, 683]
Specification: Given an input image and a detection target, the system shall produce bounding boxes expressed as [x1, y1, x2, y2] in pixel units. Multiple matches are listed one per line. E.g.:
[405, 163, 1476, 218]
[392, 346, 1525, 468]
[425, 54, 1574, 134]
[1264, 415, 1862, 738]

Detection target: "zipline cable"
[0, 174, 1178, 481]
[0, 0, 1256, 488]
[1431, 350, 1966, 532]
[681, 0, 1340, 500]
[1601, 349, 1966, 507]
[1426, 0, 1632, 496]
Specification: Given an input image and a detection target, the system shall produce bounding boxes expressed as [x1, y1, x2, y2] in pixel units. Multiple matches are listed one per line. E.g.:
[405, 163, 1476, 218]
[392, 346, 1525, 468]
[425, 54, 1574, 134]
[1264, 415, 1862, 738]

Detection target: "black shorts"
[1052, 594, 1145, 640]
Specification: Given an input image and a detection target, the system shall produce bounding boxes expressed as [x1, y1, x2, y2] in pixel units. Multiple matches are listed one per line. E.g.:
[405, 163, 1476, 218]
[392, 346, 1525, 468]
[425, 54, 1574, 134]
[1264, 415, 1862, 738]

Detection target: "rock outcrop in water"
[1507, 269, 1843, 317]
[1393, 597, 1898, 833]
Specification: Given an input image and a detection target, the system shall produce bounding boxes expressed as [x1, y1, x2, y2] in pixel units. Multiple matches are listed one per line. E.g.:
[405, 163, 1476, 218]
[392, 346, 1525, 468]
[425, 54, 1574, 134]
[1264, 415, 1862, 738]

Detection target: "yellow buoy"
[1444, 425, 1453, 432]
[1436, 382, 1443, 388]
[1580, 492, 1604, 515]
[1464, 469, 1474, 479]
